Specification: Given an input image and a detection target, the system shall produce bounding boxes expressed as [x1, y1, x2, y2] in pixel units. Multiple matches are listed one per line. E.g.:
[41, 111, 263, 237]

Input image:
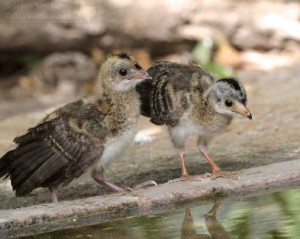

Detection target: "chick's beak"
[235, 104, 252, 120]
[130, 70, 152, 81]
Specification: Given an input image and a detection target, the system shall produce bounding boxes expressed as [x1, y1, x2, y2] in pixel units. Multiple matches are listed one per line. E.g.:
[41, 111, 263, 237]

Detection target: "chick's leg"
[93, 174, 125, 192]
[198, 143, 221, 176]
[169, 130, 189, 178]
[168, 147, 190, 183]
[92, 170, 157, 192]
[197, 138, 238, 179]
[169, 133, 209, 183]
[49, 186, 58, 203]
[178, 150, 189, 177]
[92, 170, 124, 192]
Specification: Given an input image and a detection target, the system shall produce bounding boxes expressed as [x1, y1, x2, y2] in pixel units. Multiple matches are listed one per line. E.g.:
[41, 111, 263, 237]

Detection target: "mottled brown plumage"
[0, 53, 151, 202]
[137, 61, 252, 180]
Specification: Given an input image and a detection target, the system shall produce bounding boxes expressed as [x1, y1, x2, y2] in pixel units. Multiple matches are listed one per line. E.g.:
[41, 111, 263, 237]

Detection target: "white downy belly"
[95, 127, 137, 171]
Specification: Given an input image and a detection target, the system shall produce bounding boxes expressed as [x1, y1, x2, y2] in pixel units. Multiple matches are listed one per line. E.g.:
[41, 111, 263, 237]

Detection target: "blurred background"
[0, 0, 299, 119]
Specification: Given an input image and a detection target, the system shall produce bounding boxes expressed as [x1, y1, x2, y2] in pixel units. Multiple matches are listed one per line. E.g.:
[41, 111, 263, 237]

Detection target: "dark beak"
[240, 106, 252, 120]
[246, 112, 252, 120]
[246, 111, 252, 120]
[234, 104, 252, 120]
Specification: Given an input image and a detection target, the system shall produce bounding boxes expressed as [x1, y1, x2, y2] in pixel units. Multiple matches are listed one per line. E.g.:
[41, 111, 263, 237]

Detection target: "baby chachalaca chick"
[0, 53, 152, 202]
[137, 61, 252, 180]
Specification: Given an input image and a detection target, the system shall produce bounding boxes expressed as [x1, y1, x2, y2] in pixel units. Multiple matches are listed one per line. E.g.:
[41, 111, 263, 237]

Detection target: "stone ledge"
[1, 159, 300, 238]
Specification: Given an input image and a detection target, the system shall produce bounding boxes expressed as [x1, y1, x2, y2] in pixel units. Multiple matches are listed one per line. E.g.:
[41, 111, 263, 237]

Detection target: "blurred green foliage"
[192, 39, 234, 78]
[22, 54, 43, 68]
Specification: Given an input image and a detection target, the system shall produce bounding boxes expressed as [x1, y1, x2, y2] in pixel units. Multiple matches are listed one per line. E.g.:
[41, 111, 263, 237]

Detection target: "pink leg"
[169, 149, 210, 183]
[93, 172, 157, 192]
[198, 145, 222, 175]
[168, 151, 189, 183]
[50, 186, 58, 203]
[179, 151, 189, 177]
[92, 173, 124, 192]
[198, 144, 238, 179]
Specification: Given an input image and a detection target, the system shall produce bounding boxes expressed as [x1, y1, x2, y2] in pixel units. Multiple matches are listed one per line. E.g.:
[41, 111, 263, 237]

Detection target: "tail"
[0, 123, 48, 179]
[7, 121, 56, 196]
[0, 121, 56, 196]
[0, 150, 13, 178]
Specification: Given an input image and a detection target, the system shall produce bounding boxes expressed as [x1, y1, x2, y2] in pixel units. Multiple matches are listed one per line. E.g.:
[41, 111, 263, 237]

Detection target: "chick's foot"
[126, 180, 157, 191]
[210, 170, 240, 180]
[168, 173, 211, 184]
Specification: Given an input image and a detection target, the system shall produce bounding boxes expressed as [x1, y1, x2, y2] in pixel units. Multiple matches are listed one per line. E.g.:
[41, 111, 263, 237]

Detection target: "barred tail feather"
[15, 151, 67, 196]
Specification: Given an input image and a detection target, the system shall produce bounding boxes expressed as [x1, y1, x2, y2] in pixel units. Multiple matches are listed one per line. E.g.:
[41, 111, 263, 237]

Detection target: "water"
[24, 188, 300, 239]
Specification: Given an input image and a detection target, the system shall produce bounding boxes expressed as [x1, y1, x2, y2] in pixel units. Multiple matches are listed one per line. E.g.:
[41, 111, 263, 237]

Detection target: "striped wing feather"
[138, 61, 209, 126]
[0, 102, 106, 196]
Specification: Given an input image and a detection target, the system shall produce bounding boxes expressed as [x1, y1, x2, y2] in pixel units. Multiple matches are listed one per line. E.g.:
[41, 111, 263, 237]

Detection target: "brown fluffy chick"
[137, 61, 252, 180]
[0, 53, 152, 202]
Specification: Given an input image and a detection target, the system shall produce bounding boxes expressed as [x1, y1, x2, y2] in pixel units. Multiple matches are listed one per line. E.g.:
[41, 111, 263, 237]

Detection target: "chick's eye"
[225, 100, 233, 107]
[119, 69, 127, 76]
[135, 63, 142, 70]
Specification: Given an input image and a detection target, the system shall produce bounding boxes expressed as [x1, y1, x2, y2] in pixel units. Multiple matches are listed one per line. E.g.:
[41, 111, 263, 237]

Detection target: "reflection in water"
[24, 188, 300, 239]
[205, 201, 231, 239]
[182, 201, 231, 239]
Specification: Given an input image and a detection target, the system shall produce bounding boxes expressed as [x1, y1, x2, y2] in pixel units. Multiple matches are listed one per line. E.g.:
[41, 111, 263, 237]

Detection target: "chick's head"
[99, 53, 151, 92]
[210, 78, 252, 119]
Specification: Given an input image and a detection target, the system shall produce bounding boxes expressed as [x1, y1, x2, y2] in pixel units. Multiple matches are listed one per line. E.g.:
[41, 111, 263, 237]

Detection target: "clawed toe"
[132, 180, 157, 190]
[125, 187, 133, 192]
[124, 170, 239, 191]
[168, 176, 189, 184]
[188, 173, 212, 181]
[168, 173, 211, 183]
[211, 170, 240, 180]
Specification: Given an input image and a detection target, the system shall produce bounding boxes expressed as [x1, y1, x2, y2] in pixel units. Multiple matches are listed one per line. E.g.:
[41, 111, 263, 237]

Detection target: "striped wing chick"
[137, 61, 214, 126]
[0, 100, 106, 196]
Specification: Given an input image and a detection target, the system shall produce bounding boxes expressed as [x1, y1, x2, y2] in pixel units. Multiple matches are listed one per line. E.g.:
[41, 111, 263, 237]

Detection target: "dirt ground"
[0, 64, 299, 209]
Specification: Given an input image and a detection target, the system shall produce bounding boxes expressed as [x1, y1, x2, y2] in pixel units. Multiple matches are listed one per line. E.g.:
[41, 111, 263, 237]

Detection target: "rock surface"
[0, 0, 299, 53]
[0, 160, 300, 238]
